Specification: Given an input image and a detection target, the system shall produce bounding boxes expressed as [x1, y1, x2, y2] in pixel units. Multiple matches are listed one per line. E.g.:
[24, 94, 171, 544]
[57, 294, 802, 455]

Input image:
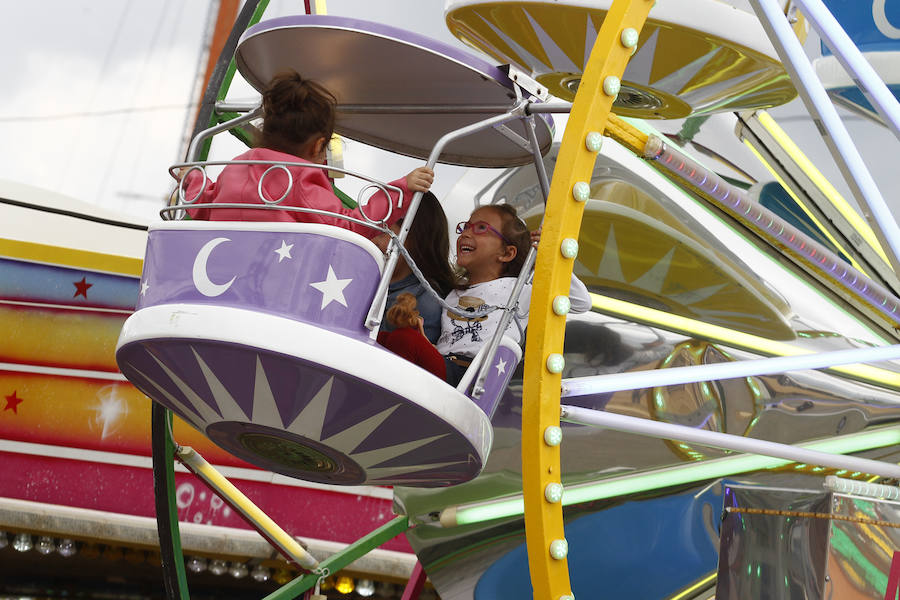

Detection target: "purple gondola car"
[116, 222, 524, 487]
[117, 14, 551, 488]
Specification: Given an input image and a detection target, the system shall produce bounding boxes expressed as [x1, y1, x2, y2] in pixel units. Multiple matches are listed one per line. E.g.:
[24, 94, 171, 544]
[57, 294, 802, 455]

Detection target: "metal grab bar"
[750, 0, 900, 278]
[365, 100, 534, 331]
[560, 404, 900, 480]
[168, 159, 402, 224]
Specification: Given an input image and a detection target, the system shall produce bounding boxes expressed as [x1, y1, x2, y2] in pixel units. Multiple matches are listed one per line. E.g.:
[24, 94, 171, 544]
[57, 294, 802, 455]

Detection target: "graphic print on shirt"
[447, 295, 488, 345]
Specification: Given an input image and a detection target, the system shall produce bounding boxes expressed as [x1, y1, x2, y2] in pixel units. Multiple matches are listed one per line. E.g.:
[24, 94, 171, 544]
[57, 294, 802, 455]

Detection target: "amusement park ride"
[4, 0, 900, 598]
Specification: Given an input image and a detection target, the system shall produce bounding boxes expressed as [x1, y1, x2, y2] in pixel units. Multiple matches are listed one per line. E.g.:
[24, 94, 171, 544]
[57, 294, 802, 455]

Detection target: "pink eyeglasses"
[456, 220, 511, 244]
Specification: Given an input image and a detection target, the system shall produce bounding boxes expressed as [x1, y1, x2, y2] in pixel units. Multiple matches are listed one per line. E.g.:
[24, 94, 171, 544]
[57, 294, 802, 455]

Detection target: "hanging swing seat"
[117, 221, 501, 487]
[444, 0, 798, 118]
[115, 15, 549, 487]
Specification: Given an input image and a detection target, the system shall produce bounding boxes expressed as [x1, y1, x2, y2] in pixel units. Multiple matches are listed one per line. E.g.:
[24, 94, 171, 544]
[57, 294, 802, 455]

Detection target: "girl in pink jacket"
[183, 70, 433, 239]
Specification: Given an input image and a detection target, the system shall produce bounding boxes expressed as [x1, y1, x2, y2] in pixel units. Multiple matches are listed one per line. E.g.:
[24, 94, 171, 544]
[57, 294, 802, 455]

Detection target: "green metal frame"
[262, 517, 410, 600]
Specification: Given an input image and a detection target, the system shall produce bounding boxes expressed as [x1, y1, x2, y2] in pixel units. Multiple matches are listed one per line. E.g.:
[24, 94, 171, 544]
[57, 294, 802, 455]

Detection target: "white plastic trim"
[117, 304, 493, 461]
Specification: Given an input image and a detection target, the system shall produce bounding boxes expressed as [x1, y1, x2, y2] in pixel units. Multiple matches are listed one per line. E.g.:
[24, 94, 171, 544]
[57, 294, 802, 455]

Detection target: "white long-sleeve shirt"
[436, 275, 591, 358]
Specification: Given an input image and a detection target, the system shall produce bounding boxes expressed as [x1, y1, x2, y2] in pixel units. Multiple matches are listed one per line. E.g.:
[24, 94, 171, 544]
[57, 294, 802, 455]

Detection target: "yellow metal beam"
[521, 1, 654, 598]
[175, 446, 320, 571]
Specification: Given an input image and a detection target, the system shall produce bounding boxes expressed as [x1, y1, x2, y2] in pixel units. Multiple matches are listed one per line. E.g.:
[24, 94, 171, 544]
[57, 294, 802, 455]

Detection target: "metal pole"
[215, 102, 534, 115]
[151, 405, 189, 600]
[187, 107, 262, 162]
[560, 405, 900, 479]
[561, 343, 900, 398]
[176, 447, 319, 570]
[262, 516, 409, 600]
[525, 114, 552, 200]
[470, 112, 549, 398]
[526, 102, 575, 114]
[793, 0, 900, 142]
[336, 104, 523, 114]
[470, 247, 537, 398]
[750, 0, 900, 277]
[365, 105, 530, 330]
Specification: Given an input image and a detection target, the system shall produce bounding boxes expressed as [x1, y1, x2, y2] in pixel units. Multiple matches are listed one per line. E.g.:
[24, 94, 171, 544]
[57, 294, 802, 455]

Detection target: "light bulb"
[0, 531, 8, 550]
[12, 533, 33, 553]
[603, 76, 621, 97]
[621, 27, 639, 48]
[549, 539, 569, 560]
[572, 182, 590, 202]
[545, 483, 564, 503]
[585, 131, 603, 152]
[36, 535, 55, 555]
[273, 568, 293, 585]
[356, 578, 375, 597]
[544, 426, 563, 446]
[546, 353, 565, 373]
[229, 561, 249, 579]
[186, 556, 207, 573]
[560, 238, 578, 259]
[250, 564, 271, 582]
[552, 296, 571, 316]
[57, 538, 77, 557]
[209, 559, 228, 576]
[334, 575, 355, 595]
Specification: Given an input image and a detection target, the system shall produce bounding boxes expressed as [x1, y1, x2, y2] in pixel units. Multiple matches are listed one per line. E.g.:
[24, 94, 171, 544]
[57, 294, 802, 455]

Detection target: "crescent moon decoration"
[192, 237, 237, 297]
[874, 0, 900, 39]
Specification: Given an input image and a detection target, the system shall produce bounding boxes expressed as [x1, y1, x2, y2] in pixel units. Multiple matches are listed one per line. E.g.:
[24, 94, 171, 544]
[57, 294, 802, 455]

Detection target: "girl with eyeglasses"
[436, 203, 592, 385]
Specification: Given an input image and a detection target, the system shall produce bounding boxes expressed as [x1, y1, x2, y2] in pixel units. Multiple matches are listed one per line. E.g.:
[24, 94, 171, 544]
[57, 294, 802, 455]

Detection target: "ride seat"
[116, 220, 494, 487]
[458, 336, 522, 420]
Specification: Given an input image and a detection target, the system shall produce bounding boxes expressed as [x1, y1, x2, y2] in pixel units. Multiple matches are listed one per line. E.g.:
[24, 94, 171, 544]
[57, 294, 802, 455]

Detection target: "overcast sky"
[1, 0, 897, 223]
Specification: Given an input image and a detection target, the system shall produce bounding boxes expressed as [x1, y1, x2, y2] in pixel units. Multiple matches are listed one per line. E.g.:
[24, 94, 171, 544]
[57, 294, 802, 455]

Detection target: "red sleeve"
[279, 168, 411, 239]
[378, 329, 445, 380]
[413, 336, 446, 380]
[351, 177, 412, 233]
[182, 169, 215, 220]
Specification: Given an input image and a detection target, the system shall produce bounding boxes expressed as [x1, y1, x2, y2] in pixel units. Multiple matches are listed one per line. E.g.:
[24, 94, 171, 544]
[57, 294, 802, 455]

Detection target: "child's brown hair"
[385, 293, 420, 329]
[485, 204, 531, 277]
[258, 70, 336, 155]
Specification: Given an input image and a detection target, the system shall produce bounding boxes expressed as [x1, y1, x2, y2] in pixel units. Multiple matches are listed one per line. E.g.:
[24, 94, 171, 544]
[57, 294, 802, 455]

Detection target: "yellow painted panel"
[0, 238, 143, 276]
[0, 304, 126, 371]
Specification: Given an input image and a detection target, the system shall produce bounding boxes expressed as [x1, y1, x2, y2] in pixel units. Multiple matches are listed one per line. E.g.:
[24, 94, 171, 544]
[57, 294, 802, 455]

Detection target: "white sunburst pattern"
[120, 341, 481, 486]
[577, 223, 776, 327]
[447, 2, 796, 115]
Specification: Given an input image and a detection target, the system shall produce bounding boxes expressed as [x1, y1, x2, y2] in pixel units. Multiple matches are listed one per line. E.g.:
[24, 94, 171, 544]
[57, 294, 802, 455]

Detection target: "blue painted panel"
[475, 484, 723, 599]
[821, 1, 900, 55]
[829, 83, 900, 120]
[0, 257, 139, 310]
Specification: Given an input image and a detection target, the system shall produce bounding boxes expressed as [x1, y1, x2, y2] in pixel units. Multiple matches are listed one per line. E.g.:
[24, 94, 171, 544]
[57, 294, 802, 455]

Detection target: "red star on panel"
[4, 391, 23, 414]
[73, 276, 93, 299]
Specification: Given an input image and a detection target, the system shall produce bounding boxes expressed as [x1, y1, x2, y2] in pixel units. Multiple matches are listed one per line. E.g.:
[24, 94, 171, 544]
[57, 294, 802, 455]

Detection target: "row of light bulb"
[0, 531, 77, 557]
[185, 556, 272, 582]
[0, 535, 434, 599]
[184, 555, 430, 598]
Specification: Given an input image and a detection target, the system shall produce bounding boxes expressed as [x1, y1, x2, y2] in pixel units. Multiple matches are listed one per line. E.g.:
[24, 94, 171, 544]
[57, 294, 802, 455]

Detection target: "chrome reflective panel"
[718, 479, 900, 599]
[394, 140, 900, 599]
